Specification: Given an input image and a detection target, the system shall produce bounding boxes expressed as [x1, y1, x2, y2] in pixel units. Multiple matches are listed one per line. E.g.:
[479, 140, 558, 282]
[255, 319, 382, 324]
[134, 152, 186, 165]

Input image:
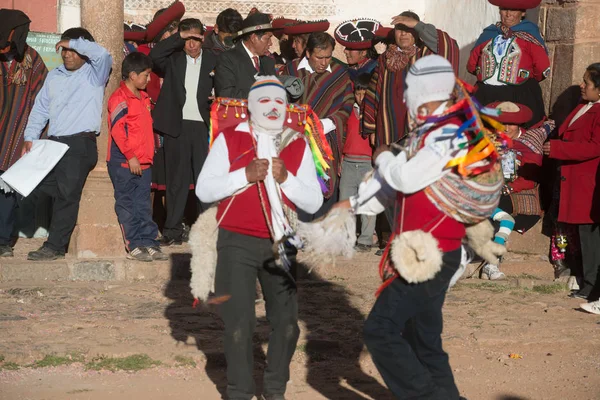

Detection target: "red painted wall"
[1, 0, 58, 33]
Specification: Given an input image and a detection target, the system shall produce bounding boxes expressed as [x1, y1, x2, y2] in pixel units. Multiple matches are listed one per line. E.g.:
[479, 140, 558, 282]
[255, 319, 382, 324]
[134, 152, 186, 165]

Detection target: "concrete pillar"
[68, 0, 125, 258]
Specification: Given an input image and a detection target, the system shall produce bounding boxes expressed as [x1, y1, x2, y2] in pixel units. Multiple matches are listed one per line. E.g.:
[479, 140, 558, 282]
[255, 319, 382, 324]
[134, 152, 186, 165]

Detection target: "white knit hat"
[404, 55, 456, 119]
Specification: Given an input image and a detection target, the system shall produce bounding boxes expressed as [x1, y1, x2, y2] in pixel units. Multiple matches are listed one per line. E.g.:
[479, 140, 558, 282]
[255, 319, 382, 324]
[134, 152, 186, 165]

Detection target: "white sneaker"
[567, 276, 581, 291]
[481, 263, 506, 280]
[580, 299, 600, 315]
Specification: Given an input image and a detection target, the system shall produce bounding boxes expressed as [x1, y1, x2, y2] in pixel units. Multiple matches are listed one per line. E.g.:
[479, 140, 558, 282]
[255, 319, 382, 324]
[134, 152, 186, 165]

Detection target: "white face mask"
[248, 89, 287, 135]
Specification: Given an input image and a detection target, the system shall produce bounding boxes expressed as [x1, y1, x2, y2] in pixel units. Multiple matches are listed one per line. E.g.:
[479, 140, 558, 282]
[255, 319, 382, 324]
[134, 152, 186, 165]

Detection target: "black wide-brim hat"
[233, 12, 275, 40]
[335, 18, 380, 50]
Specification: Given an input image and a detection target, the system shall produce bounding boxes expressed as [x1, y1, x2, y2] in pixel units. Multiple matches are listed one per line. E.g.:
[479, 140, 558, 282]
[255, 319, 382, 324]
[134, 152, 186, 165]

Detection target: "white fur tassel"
[189, 207, 219, 302]
[391, 230, 444, 284]
[465, 219, 506, 264]
[296, 207, 356, 267]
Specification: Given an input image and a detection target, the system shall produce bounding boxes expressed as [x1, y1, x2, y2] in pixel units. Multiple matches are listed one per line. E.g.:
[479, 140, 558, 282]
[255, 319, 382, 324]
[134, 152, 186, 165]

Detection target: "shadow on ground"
[163, 252, 391, 399]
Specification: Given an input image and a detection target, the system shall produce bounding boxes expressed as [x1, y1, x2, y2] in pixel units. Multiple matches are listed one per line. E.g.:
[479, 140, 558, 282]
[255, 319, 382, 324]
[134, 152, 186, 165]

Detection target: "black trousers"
[214, 229, 300, 400]
[35, 134, 97, 252]
[163, 120, 208, 238]
[578, 224, 600, 300]
[364, 249, 461, 400]
[0, 171, 17, 246]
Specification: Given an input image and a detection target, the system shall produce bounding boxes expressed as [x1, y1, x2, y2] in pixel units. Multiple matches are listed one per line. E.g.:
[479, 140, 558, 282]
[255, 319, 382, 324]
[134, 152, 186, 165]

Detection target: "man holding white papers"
[22, 27, 112, 261]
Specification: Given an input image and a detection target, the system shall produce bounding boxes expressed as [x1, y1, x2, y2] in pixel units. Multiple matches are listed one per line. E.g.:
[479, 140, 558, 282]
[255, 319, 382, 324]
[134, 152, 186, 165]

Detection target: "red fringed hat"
[283, 20, 330, 35]
[145, 1, 185, 42]
[334, 19, 380, 50]
[488, 0, 541, 10]
[374, 26, 394, 39]
[272, 17, 295, 39]
[487, 101, 533, 125]
[124, 30, 147, 42]
[272, 17, 295, 30]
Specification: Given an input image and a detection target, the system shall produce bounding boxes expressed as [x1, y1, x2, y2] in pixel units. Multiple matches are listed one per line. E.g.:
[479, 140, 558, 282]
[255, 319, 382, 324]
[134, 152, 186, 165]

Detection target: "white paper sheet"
[2, 140, 70, 197]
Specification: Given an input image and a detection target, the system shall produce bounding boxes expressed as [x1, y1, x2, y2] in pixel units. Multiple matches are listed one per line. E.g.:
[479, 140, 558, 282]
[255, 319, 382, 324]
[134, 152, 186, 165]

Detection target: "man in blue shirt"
[22, 27, 112, 261]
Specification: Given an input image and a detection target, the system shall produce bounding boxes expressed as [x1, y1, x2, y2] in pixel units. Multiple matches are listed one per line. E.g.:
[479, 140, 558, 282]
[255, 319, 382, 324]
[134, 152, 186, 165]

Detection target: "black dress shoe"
[569, 290, 591, 300]
[181, 224, 190, 243]
[0, 244, 13, 257]
[159, 236, 183, 247]
[355, 244, 372, 253]
[27, 246, 65, 261]
[261, 394, 285, 400]
[553, 259, 570, 279]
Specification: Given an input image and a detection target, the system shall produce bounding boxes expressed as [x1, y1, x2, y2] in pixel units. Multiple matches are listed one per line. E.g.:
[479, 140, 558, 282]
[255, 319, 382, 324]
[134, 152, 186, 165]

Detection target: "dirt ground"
[1, 249, 599, 400]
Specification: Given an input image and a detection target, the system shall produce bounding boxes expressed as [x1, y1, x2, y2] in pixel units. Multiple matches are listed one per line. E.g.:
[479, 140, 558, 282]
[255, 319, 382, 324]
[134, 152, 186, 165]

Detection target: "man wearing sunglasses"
[150, 18, 217, 246]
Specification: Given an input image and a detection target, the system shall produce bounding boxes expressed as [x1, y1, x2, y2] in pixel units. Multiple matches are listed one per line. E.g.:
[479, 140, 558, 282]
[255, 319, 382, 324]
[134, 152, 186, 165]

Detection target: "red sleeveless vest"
[215, 128, 306, 238]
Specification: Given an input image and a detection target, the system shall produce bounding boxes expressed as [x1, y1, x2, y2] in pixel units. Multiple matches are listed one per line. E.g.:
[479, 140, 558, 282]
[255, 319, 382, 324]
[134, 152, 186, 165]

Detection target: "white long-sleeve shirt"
[351, 103, 467, 215]
[196, 122, 323, 214]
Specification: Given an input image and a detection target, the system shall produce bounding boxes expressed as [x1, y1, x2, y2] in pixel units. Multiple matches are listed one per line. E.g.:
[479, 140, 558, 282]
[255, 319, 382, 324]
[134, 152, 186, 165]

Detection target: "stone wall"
[539, 0, 600, 120]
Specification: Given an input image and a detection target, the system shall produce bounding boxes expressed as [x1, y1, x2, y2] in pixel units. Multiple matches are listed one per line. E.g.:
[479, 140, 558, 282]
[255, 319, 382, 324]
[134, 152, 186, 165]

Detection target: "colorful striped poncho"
[282, 59, 354, 194]
[362, 29, 459, 147]
[0, 46, 48, 171]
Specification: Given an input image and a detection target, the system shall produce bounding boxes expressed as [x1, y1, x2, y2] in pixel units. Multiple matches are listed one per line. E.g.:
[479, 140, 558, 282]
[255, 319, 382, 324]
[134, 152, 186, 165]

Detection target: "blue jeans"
[364, 248, 461, 399]
[339, 159, 376, 246]
[108, 164, 158, 250]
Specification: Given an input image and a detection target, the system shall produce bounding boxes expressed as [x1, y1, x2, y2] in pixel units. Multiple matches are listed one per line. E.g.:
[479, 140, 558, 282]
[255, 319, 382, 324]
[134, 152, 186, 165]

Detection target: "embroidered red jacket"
[467, 36, 550, 85]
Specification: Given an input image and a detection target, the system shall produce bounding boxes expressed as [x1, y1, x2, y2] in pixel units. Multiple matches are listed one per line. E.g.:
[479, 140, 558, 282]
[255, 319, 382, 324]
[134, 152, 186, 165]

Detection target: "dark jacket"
[150, 33, 216, 138]
[202, 31, 232, 55]
[214, 42, 276, 99]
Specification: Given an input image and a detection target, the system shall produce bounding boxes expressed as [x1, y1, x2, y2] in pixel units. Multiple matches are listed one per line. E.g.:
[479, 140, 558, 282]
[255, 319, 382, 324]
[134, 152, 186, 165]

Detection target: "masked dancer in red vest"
[336, 55, 504, 399]
[196, 76, 323, 400]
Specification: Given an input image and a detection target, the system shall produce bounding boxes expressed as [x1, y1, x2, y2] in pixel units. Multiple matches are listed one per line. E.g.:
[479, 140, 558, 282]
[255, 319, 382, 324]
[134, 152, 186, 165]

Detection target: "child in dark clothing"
[107, 52, 168, 262]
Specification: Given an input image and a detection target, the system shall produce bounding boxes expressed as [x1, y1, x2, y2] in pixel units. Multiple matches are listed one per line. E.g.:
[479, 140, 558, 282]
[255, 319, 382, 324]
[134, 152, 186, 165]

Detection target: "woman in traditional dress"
[481, 102, 553, 280]
[468, 0, 550, 128]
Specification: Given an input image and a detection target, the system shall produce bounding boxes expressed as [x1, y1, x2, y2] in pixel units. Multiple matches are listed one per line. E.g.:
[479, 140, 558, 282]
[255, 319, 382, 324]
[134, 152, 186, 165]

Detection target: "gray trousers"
[215, 229, 300, 400]
[339, 159, 376, 246]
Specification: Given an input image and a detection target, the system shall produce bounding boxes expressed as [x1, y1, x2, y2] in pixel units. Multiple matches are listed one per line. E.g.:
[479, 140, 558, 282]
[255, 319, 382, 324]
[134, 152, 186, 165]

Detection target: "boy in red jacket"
[107, 52, 168, 262]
